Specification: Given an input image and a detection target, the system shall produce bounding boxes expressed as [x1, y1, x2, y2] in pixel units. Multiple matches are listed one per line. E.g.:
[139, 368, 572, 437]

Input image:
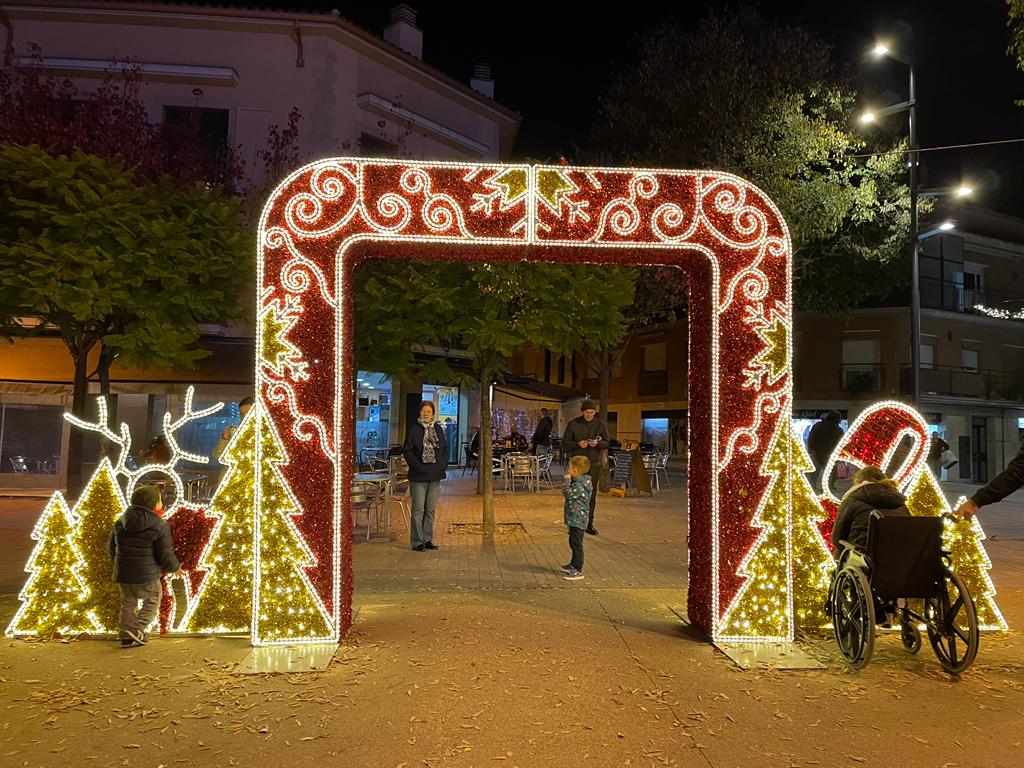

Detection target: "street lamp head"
[939, 220, 955, 231]
[956, 185, 973, 198]
[871, 43, 890, 57]
[859, 111, 876, 124]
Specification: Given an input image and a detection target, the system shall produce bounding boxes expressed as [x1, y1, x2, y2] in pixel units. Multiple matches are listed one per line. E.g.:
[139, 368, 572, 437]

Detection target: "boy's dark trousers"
[568, 526, 585, 572]
[119, 580, 162, 638]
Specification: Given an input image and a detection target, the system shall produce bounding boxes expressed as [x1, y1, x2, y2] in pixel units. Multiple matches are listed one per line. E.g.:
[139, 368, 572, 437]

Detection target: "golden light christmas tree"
[788, 430, 834, 631]
[182, 409, 259, 633]
[252, 404, 332, 645]
[719, 423, 791, 641]
[6, 495, 100, 637]
[72, 459, 127, 633]
[904, 469, 1007, 631]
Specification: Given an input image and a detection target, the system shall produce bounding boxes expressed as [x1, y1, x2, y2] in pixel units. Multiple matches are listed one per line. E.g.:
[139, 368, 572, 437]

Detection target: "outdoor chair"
[352, 479, 385, 541]
[461, 441, 479, 476]
[655, 453, 670, 489]
[642, 454, 659, 491]
[537, 453, 554, 489]
[509, 454, 536, 492]
[384, 475, 410, 531]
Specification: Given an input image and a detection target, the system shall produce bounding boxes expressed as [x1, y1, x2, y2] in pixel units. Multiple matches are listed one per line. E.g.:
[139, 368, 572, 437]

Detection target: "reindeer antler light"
[65, 386, 225, 511]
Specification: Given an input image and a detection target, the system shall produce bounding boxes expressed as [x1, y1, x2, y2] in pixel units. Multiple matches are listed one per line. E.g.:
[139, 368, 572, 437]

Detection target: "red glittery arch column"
[257, 160, 794, 642]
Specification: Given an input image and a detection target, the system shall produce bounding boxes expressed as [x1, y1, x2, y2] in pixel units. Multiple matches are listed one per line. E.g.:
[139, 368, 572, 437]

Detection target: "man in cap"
[561, 399, 609, 535]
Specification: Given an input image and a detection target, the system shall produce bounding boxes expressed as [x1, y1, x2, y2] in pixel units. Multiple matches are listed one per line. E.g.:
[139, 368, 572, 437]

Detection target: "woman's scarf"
[419, 417, 438, 464]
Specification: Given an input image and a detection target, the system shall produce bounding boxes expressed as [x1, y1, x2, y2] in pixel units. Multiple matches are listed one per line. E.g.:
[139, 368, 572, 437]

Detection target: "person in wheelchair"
[827, 466, 980, 673]
[831, 465, 909, 554]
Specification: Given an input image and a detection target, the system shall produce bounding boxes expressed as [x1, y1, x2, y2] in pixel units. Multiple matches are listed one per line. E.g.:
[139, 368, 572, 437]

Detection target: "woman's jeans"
[410, 480, 441, 549]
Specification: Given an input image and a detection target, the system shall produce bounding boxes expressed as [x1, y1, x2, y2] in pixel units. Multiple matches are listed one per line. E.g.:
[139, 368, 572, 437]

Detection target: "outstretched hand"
[955, 499, 979, 519]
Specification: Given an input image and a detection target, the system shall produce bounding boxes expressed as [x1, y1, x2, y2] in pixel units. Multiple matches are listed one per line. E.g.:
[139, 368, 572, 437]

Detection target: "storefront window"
[0, 403, 64, 474]
[357, 372, 392, 465]
[422, 384, 460, 464]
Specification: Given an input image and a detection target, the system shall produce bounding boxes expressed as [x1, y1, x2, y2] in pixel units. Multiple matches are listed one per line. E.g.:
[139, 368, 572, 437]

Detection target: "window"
[163, 106, 230, 166]
[557, 355, 566, 384]
[642, 342, 667, 372]
[961, 349, 979, 372]
[0, 403, 64, 474]
[842, 336, 881, 392]
[920, 343, 935, 370]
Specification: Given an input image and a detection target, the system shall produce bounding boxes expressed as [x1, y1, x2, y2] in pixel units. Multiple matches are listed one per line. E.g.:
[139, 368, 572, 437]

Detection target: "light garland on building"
[973, 304, 1024, 321]
[258, 158, 800, 644]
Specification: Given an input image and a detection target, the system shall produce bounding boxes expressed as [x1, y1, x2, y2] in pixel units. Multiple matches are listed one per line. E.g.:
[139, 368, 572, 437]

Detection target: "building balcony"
[839, 364, 885, 394]
[921, 277, 1024, 316]
[900, 365, 1024, 402]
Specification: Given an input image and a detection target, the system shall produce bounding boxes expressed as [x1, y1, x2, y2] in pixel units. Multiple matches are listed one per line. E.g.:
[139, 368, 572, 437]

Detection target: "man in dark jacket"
[807, 411, 844, 493]
[108, 485, 180, 647]
[956, 440, 1024, 518]
[562, 399, 609, 535]
[531, 408, 554, 456]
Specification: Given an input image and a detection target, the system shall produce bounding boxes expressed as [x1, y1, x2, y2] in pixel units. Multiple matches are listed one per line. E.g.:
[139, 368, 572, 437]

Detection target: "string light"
[6, 390, 223, 638]
[5, 494, 100, 637]
[259, 157, 802, 644]
[973, 304, 1024, 321]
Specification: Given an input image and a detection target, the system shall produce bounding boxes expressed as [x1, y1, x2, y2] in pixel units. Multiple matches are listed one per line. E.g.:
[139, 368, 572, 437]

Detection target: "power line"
[852, 137, 1024, 159]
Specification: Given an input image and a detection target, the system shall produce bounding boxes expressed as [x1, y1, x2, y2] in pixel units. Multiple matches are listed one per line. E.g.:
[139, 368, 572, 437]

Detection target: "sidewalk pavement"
[1, 472, 1023, 767]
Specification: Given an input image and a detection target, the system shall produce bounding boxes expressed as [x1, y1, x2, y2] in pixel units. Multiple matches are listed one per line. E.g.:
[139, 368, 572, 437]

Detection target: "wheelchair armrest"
[837, 540, 857, 552]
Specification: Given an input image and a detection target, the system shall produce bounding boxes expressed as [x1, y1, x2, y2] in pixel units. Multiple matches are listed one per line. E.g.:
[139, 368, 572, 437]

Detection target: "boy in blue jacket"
[561, 456, 593, 581]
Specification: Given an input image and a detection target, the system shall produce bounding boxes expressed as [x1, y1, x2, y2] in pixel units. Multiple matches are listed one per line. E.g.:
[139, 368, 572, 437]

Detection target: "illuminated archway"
[248, 159, 818, 645]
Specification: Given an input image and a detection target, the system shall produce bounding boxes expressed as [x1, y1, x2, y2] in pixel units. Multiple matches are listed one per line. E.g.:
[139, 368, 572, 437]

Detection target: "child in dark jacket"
[831, 465, 910, 554]
[560, 456, 593, 581]
[108, 485, 180, 648]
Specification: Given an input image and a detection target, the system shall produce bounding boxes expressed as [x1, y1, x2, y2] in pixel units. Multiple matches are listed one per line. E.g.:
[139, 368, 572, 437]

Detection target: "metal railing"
[839, 364, 885, 394]
[900, 365, 1024, 402]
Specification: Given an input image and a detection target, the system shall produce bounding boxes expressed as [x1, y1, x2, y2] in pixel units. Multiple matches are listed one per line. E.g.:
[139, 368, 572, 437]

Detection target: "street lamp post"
[865, 45, 921, 405]
[908, 63, 921, 407]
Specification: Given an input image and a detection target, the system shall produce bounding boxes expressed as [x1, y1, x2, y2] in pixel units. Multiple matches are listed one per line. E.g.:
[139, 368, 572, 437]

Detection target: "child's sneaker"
[125, 629, 147, 646]
[563, 568, 584, 581]
[560, 563, 573, 573]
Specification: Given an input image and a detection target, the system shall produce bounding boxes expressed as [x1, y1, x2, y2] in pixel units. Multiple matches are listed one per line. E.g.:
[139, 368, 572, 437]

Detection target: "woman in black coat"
[831, 465, 909, 553]
[402, 400, 448, 551]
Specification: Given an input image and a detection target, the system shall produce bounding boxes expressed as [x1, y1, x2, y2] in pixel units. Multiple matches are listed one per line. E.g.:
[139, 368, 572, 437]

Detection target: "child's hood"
[120, 504, 162, 533]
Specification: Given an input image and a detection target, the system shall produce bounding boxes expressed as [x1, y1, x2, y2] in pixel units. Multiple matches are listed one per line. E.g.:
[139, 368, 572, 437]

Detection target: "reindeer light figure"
[65, 386, 225, 512]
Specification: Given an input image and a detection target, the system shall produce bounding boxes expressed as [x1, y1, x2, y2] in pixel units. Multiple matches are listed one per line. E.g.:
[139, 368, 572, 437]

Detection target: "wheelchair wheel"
[900, 617, 922, 654]
[831, 567, 876, 670]
[925, 570, 979, 674]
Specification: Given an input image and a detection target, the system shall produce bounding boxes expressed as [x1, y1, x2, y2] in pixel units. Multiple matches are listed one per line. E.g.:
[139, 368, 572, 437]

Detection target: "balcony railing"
[921, 277, 1024, 315]
[900, 365, 1024, 402]
[839, 364, 885, 394]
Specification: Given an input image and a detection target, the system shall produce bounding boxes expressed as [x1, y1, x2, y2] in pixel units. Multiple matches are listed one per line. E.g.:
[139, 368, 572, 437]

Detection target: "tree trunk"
[597, 347, 612, 492]
[479, 371, 494, 536]
[66, 338, 97, 499]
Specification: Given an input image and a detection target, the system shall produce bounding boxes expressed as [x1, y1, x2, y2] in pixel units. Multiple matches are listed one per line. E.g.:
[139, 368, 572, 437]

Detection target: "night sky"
[286, 1, 1024, 213]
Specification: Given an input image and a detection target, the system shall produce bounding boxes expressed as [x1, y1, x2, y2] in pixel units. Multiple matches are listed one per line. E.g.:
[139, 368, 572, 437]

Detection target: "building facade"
[0, 1, 520, 488]
[507, 206, 1024, 482]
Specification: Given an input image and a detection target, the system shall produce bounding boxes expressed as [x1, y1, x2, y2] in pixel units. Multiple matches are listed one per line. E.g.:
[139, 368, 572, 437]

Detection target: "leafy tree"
[0, 145, 250, 494]
[355, 259, 632, 532]
[1010, 1, 1024, 68]
[586, 7, 913, 314]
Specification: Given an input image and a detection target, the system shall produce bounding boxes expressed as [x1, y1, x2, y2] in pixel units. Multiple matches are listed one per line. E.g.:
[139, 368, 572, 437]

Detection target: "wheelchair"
[825, 512, 979, 673]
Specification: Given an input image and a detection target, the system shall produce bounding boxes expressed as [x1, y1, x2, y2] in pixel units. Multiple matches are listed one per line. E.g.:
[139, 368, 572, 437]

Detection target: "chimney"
[383, 4, 422, 60]
[470, 63, 494, 99]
